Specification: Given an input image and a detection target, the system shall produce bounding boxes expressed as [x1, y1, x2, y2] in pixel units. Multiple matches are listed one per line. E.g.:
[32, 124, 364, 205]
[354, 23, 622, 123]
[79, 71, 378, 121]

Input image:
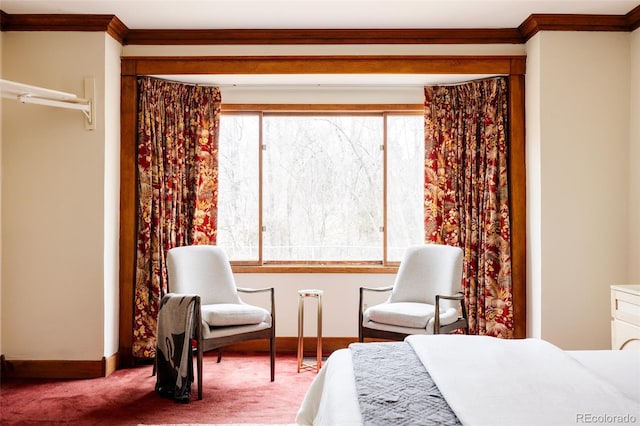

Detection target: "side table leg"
[297, 293, 304, 373]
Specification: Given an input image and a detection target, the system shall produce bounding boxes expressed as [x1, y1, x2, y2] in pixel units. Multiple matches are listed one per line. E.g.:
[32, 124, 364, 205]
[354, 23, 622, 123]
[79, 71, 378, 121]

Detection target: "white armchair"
[166, 245, 275, 399]
[359, 244, 468, 342]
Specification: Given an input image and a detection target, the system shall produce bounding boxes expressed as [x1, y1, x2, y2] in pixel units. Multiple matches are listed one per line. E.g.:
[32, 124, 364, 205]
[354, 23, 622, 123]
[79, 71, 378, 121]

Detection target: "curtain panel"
[424, 77, 513, 338]
[133, 77, 221, 359]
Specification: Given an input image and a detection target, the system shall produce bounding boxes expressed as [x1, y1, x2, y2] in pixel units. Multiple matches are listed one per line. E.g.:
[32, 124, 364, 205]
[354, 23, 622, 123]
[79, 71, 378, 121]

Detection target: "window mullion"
[383, 112, 389, 266]
[258, 111, 264, 265]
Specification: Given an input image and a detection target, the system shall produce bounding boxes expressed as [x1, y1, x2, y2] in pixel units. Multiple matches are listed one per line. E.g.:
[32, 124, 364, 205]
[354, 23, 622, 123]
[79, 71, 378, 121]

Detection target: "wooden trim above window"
[122, 55, 525, 76]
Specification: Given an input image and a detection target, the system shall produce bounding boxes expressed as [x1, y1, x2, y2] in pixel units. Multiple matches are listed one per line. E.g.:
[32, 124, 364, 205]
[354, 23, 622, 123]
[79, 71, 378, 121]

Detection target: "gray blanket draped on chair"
[155, 293, 199, 402]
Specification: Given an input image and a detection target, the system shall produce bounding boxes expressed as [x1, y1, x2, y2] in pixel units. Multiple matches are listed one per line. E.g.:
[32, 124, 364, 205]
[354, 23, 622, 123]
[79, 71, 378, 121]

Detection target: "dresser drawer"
[610, 285, 640, 326]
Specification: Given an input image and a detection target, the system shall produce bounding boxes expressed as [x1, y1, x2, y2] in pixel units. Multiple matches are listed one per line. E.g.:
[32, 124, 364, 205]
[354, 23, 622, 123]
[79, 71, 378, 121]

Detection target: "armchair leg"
[197, 346, 203, 400]
[217, 350, 223, 363]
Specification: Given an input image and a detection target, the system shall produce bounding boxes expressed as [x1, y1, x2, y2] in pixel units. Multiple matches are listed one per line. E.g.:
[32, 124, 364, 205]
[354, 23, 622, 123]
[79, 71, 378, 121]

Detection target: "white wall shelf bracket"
[1, 77, 96, 130]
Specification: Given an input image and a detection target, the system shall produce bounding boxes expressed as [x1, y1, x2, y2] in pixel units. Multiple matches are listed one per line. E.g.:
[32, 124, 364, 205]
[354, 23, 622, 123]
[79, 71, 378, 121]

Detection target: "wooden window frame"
[119, 55, 527, 364]
[219, 107, 424, 268]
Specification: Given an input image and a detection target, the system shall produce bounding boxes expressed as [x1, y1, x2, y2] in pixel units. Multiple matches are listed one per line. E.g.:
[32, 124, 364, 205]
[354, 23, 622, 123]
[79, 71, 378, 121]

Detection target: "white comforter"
[296, 335, 640, 426]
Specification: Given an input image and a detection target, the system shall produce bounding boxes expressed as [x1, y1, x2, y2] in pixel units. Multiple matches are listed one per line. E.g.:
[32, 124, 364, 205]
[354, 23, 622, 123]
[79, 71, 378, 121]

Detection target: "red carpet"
[1, 352, 317, 425]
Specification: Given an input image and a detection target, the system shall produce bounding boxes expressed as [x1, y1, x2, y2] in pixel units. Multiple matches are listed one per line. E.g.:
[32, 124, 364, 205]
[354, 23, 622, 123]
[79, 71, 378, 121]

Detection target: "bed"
[296, 335, 640, 426]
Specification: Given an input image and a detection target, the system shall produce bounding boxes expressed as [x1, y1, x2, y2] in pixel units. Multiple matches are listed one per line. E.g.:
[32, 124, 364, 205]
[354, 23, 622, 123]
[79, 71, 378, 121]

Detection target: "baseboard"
[1, 352, 119, 379]
[225, 336, 358, 356]
[1, 338, 357, 379]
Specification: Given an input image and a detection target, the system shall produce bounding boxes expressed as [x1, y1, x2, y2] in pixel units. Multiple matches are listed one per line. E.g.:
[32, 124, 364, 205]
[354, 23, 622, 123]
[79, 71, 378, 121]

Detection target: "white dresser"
[611, 284, 640, 350]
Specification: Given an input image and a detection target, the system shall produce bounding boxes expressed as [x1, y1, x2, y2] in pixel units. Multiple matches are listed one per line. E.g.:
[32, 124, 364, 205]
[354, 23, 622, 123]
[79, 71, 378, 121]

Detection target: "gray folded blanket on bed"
[155, 293, 198, 403]
[350, 341, 461, 425]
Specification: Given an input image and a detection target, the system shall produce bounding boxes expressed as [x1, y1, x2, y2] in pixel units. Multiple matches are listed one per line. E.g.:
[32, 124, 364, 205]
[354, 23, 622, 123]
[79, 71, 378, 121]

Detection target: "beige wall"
[236, 273, 393, 337]
[103, 35, 122, 358]
[630, 28, 640, 283]
[1, 32, 120, 360]
[525, 34, 543, 340]
[526, 31, 631, 350]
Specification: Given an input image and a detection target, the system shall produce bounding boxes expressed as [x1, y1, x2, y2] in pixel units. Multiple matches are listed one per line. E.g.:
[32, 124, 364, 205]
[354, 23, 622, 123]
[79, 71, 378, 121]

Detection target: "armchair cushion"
[364, 302, 435, 329]
[167, 245, 241, 305]
[201, 303, 270, 327]
[389, 245, 463, 306]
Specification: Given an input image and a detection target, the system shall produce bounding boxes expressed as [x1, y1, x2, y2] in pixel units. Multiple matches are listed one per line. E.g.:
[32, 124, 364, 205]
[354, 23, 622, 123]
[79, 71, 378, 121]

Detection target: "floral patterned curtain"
[424, 77, 513, 338]
[133, 76, 221, 359]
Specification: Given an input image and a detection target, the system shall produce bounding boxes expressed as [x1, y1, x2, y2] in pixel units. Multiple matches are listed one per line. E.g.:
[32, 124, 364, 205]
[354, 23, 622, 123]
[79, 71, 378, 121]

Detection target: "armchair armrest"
[237, 286, 273, 294]
[358, 285, 393, 341]
[237, 287, 275, 320]
[359, 285, 393, 315]
[360, 285, 394, 293]
[434, 292, 468, 334]
[435, 292, 464, 302]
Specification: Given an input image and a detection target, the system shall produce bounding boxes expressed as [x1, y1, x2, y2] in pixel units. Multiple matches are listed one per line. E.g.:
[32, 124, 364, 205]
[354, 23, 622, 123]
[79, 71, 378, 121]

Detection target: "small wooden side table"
[297, 289, 323, 373]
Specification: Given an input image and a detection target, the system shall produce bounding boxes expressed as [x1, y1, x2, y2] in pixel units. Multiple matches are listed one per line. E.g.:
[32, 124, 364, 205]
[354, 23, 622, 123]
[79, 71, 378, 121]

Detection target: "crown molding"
[105, 15, 129, 44]
[520, 9, 640, 41]
[519, 13, 630, 41]
[628, 5, 640, 31]
[0, 13, 128, 44]
[0, 9, 638, 45]
[124, 28, 523, 45]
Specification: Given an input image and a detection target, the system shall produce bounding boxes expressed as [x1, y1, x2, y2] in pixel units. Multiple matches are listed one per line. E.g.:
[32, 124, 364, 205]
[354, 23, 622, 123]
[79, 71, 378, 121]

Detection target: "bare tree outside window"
[263, 115, 383, 261]
[386, 115, 425, 261]
[217, 114, 260, 260]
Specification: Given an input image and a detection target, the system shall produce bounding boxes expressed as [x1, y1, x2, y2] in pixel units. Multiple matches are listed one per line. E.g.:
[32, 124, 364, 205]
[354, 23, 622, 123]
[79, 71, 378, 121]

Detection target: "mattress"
[296, 335, 640, 426]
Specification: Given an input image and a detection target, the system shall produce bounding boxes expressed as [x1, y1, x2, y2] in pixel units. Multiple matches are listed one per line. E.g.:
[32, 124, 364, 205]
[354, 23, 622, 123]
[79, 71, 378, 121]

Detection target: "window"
[217, 109, 424, 265]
